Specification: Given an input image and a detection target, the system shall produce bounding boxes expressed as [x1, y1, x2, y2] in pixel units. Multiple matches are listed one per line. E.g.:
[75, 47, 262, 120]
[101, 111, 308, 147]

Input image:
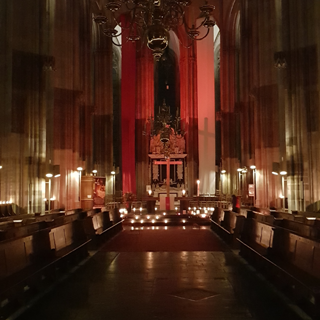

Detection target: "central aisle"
[17, 226, 305, 320]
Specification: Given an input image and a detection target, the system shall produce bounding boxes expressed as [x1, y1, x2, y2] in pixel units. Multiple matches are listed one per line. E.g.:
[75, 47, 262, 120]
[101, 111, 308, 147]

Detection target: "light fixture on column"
[250, 165, 256, 205]
[46, 173, 53, 213]
[274, 52, 287, 69]
[237, 168, 242, 195]
[77, 167, 83, 202]
[272, 162, 280, 175]
[53, 165, 60, 178]
[220, 170, 226, 195]
[280, 170, 287, 210]
[94, 0, 215, 61]
[196, 179, 200, 197]
[111, 171, 116, 202]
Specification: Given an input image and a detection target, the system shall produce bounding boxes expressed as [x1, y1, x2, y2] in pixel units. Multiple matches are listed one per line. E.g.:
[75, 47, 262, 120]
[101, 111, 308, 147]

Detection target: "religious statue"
[150, 130, 185, 155]
[150, 134, 161, 154]
[177, 163, 183, 180]
[152, 163, 159, 181]
[169, 128, 176, 153]
[175, 133, 185, 153]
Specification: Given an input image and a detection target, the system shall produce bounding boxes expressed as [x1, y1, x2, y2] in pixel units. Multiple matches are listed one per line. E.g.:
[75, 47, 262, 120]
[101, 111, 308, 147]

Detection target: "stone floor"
[16, 226, 310, 320]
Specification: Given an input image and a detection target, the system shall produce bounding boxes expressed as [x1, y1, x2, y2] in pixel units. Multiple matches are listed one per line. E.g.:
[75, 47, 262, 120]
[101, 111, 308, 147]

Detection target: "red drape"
[121, 15, 136, 194]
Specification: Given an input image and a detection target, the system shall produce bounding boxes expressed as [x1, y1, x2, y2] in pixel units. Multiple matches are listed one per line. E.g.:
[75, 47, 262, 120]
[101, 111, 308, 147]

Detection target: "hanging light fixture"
[94, 0, 215, 61]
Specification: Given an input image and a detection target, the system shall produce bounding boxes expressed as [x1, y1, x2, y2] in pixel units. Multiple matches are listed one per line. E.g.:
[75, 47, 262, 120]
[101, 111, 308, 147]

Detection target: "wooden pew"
[81, 208, 122, 248]
[0, 214, 90, 319]
[210, 209, 245, 247]
[238, 212, 320, 318]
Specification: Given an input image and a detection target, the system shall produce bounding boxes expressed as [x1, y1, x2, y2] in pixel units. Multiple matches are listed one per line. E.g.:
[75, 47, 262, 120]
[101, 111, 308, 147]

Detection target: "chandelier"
[94, 0, 215, 61]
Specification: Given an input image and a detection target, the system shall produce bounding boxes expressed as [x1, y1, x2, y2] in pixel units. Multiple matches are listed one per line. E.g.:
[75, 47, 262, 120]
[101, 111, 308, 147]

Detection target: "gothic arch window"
[154, 32, 180, 120]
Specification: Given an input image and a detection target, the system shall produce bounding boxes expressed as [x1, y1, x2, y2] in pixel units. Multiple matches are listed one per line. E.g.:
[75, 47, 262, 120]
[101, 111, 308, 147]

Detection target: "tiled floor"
[17, 226, 308, 320]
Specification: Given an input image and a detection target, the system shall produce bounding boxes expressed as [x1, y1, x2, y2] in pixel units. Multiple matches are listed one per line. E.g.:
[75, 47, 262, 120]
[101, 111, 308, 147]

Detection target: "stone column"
[135, 46, 154, 198]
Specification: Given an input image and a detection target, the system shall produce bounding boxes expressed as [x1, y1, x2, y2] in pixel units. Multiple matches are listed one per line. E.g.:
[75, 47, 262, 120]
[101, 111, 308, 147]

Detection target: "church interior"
[1, 0, 320, 319]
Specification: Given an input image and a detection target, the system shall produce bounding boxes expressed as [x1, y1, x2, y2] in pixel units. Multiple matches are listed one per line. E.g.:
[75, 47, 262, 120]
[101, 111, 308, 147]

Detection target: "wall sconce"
[182, 189, 186, 196]
[220, 170, 226, 194]
[272, 162, 280, 175]
[111, 171, 116, 202]
[274, 52, 287, 69]
[77, 167, 83, 202]
[53, 165, 60, 178]
[45, 173, 53, 213]
[196, 180, 200, 197]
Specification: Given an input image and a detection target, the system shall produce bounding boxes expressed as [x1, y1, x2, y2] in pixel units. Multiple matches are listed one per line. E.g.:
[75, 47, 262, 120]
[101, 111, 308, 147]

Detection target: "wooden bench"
[210, 209, 245, 247]
[0, 216, 91, 319]
[238, 214, 320, 318]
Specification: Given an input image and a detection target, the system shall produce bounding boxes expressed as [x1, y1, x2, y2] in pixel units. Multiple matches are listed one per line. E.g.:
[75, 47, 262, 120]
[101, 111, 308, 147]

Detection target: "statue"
[175, 133, 185, 153]
[150, 134, 161, 153]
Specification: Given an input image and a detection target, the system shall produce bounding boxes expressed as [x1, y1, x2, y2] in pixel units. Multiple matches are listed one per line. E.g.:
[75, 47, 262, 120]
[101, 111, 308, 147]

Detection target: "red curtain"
[121, 15, 136, 194]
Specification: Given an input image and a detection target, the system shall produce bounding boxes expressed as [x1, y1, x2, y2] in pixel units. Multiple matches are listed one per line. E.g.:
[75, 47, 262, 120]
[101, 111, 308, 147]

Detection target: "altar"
[147, 101, 187, 210]
[148, 153, 187, 210]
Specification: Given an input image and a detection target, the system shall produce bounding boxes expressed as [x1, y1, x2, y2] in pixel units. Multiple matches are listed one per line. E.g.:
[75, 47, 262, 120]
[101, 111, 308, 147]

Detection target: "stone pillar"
[136, 46, 154, 198]
[121, 14, 137, 195]
[179, 32, 198, 197]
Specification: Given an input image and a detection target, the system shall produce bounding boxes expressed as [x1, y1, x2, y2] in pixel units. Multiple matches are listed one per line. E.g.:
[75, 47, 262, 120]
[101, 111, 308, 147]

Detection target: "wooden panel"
[5, 239, 28, 275]
[24, 235, 34, 264]
[0, 249, 7, 278]
[64, 224, 73, 247]
[50, 227, 66, 251]
[92, 214, 103, 231]
[261, 226, 273, 248]
[49, 232, 55, 250]
[294, 240, 313, 271]
[312, 247, 320, 278]
[251, 221, 273, 248]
